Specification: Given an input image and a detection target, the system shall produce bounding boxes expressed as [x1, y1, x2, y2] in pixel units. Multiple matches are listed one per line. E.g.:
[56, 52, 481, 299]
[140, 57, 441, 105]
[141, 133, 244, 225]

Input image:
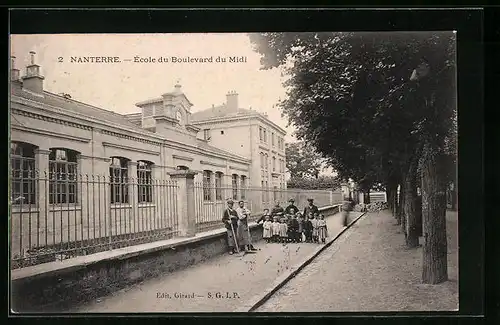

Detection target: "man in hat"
[235, 200, 257, 252]
[285, 198, 298, 215]
[303, 198, 320, 218]
[222, 199, 239, 255]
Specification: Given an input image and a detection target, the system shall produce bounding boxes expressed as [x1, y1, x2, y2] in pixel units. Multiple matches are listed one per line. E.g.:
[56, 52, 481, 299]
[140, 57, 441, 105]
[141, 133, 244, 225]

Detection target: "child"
[297, 213, 304, 243]
[271, 216, 280, 243]
[257, 208, 271, 224]
[262, 215, 273, 243]
[304, 215, 313, 243]
[289, 214, 300, 243]
[311, 214, 319, 243]
[279, 217, 288, 243]
[317, 214, 328, 244]
[286, 214, 295, 243]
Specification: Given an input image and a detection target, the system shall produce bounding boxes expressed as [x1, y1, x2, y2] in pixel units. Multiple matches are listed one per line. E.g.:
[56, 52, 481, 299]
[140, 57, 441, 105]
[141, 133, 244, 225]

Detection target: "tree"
[249, 31, 456, 284]
[287, 175, 340, 190]
[285, 141, 324, 179]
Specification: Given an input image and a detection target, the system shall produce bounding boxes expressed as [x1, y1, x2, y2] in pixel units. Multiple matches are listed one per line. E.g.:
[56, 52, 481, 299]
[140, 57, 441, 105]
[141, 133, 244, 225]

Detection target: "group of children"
[259, 208, 328, 244]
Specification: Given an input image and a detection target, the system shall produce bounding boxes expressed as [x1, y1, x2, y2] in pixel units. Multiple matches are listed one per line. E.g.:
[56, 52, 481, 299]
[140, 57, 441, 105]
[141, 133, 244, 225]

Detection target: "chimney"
[226, 90, 238, 111]
[174, 80, 182, 94]
[22, 51, 44, 93]
[11, 56, 20, 82]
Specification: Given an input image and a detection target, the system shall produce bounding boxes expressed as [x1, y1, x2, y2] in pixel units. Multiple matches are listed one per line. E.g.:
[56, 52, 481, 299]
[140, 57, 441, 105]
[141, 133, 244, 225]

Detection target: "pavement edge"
[237, 211, 368, 313]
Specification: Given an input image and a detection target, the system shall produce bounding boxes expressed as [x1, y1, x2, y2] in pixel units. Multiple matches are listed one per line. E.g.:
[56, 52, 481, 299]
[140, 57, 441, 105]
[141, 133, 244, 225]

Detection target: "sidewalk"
[255, 209, 459, 312]
[74, 211, 363, 313]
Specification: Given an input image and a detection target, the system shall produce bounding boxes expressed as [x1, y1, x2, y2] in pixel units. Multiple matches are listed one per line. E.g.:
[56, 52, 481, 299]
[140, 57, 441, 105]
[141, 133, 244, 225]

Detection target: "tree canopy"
[285, 141, 324, 179]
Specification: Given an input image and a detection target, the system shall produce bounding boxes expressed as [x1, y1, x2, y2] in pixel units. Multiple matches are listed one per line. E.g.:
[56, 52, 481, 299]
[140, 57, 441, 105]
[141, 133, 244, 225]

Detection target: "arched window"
[232, 174, 238, 200]
[110, 157, 130, 204]
[49, 148, 79, 204]
[11, 142, 37, 205]
[215, 172, 223, 201]
[138, 160, 153, 203]
[203, 170, 212, 201]
[240, 175, 247, 200]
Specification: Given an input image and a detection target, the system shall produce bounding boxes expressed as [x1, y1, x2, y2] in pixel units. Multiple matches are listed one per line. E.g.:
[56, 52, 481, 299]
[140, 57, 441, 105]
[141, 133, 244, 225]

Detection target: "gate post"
[169, 170, 197, 237]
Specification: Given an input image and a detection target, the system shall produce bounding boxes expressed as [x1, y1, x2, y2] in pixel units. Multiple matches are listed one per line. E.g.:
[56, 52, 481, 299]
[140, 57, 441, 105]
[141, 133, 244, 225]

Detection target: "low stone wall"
[10, 205, 341, 313]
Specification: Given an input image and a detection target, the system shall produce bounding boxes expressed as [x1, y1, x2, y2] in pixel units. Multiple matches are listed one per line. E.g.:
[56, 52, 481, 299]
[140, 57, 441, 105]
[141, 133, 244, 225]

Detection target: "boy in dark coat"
[304, 215, 313, 243]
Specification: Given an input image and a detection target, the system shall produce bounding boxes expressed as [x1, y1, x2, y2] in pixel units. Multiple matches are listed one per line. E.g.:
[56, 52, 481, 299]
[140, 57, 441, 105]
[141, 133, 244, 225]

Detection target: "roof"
[11, 85, 146, 132]
[196, 139, 249, 161]
[190, 105, 256, 122]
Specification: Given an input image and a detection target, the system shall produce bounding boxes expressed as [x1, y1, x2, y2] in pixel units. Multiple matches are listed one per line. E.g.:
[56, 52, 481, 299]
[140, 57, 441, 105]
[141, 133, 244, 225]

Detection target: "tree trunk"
[451, 184, 457, 211]
[421, 148, 448, 284]
[399, 181, 406, 229]
[416, 194, 423, 237]
[403, 160, 419, 248]
[363, 190, 371, 205]
[396, 184, 402, 225]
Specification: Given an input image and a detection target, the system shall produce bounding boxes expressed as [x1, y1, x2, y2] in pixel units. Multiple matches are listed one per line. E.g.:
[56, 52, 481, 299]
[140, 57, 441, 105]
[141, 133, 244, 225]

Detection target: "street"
[255, 210, 459, 312]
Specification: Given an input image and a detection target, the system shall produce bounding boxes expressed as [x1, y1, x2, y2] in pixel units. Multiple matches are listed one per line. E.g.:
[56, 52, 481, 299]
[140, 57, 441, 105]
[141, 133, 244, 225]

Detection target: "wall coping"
[11, 204, 341, 283]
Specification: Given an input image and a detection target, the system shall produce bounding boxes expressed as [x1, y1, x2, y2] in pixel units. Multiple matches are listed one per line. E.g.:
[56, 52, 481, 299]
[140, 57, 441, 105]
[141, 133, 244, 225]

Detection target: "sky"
[10, 33, 295, 142]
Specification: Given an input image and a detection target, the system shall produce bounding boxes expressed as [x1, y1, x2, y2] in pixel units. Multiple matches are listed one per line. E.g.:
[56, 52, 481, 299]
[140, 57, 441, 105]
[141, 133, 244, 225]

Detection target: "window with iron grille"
[110, 157, 129, 204]
[232, 174, 238, 200]
[203, 170, 212, 201]
[215, 172, 223, 201]
[49, 148, 79, 204]
[10, 142, 37, 205]
[138, 160, 153, 203]
[240, 175, 247, 200]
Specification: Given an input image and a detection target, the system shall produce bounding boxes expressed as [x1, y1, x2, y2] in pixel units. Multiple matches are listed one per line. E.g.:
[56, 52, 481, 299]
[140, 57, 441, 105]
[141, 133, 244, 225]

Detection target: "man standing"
[271, 201, 285, 217]
[285, 198, 298, 215]
[341, 197, 354, 227]
[235, 200, 257, 252]
[222, 199, 239, 255]
[303, 198, 320, 217]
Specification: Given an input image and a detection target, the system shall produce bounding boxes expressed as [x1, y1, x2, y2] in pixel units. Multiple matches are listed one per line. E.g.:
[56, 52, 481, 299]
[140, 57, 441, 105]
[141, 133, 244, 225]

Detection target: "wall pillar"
[128, 161, 139, 234]
[34, 149, 50, 244]
[169, 170, 196, 237]
[93, 157, 111, 239]
[77, 155, 93, 241]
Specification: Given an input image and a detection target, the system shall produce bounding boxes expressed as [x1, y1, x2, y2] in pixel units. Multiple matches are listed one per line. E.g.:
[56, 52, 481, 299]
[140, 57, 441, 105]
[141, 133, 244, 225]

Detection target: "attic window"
[220, 130, 224, 135]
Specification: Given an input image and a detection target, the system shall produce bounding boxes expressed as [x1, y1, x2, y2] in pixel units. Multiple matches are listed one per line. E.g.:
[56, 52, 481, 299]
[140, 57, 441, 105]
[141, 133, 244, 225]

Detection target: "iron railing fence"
[10, 170, 343, 269]
[10, 171, 179, 269]
[193, 184, 343, 232]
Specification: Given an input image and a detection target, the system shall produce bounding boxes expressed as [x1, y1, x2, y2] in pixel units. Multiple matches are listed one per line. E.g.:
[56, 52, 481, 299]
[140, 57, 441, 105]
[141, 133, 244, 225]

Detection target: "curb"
[236, 211, 368, 313]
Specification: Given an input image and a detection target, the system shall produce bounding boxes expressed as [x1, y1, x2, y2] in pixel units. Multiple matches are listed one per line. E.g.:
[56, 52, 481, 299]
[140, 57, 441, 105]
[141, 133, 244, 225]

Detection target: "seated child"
[271, 216, 280, 243]
[279, 217, 288, 243]
[262, 215, 273, 243]
[317, 214, 328, 244]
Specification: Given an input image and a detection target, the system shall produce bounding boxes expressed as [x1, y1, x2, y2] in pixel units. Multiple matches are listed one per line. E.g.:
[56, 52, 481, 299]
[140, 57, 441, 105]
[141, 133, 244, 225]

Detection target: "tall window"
[203, 129, 211, 141]
[263, 129, 267, 143]
[264, 154, 268, 170]
[110, 157, 129, 204]
[259, 127, 263, 142]
[260, 152, 265, 169]
[215, 172, 223, 201]
[272, 133, 275, 147]
[265, 180, 269, 202]
[240, 175, 247, 200]
[203, 170, 212, 201]
[272, 156, 276, 172]
[11, 142, 36, 205]
[138, 160, 153, 203]
[232, 174, 238, 200]
[261, 180, 265, 202]
[49, 148, 79, 204]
